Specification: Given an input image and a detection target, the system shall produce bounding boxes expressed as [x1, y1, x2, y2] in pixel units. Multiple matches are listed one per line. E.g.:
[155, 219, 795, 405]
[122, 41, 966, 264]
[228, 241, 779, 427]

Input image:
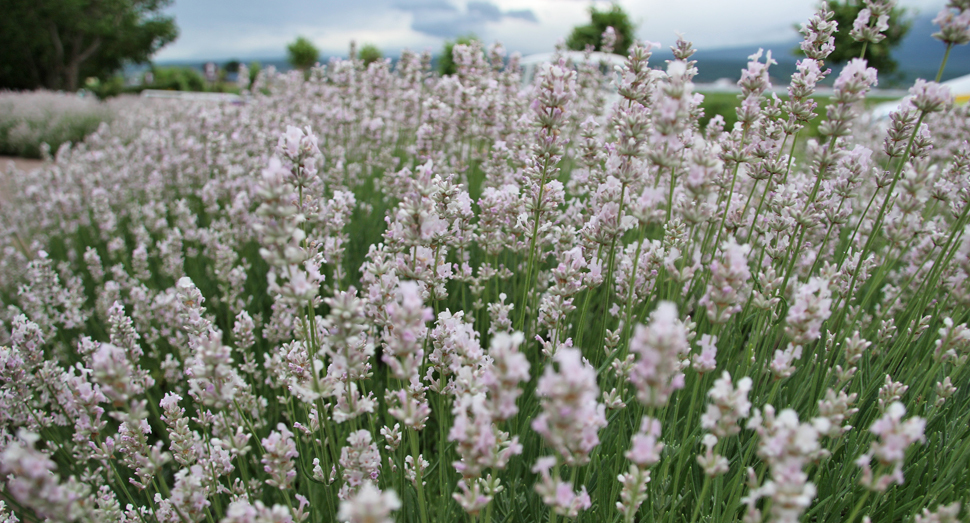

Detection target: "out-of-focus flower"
[914, 502, 962, 523]
[628, 302, 690, 407]
[482, 331, 530, 421]
[532, 347, 607, 466]
[700, 371, 753, 438]
[531, 457, 592, 518]
[699, 239, 751, 324]
[933, 7, 970, 45]
[745, 406, 824, 522]
[910, 80, 954, 113]
[692, 334, 718, 374]
[785, 277, 832, 345]
[336, 482, 401, 523]
[0, 431, 90, 521]
[626, 417, 664, 468]
[856, 402, 925, 492]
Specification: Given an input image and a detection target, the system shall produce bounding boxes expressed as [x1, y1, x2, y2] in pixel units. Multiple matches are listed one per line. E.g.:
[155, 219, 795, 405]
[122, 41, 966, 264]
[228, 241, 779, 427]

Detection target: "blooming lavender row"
[0, 90, 126, 159]
[0, 2, 969, 523]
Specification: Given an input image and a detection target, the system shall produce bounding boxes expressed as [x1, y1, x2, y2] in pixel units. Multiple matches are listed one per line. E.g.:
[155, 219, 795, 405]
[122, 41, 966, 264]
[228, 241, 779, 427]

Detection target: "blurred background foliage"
[566, 3, 637, 56]
[0, 0, 178, 91]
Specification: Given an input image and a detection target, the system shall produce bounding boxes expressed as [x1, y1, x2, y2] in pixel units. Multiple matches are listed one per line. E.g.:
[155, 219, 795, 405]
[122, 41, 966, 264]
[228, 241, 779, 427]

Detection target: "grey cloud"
[392, 0, 456, 11]
[467, 1, 503, 21]
[505, 9, 538, 23]
[171, 0, 382, 28]
[159, 0, 544, 60]
[410, 17, 477, 38]
[397, 0, 537, 38]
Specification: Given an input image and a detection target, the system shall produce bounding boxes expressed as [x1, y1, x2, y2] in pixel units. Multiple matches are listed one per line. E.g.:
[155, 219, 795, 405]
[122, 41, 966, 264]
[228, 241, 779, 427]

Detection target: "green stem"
[575, 246, 603, 349]
[780, 131, 799, 185]
[741, 132, 790, 235]
[409, 428, 430, 523]
[710, 127, 750, 255]
[517, 163, 550, 333]
[808, 199, 846, 275]
[622, 226, 647, 341]
[598, 182, 629, 353]
[667, 166, 677, 223]
[845, 490, 872, 523]
[936, 43, 953, 83]
[838, 186, 880, 269]
[858, 112, 926, 262]
[549, 461, 561, 523]
[689, 475, 712, 523]
[830, 112, 926, 339]
[437, 392, 449, 520]
[108, 457, 149, 523]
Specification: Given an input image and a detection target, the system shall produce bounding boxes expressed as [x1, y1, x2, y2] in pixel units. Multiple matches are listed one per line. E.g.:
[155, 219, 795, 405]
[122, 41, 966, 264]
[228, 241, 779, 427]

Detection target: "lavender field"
[1, 4, 969, 523]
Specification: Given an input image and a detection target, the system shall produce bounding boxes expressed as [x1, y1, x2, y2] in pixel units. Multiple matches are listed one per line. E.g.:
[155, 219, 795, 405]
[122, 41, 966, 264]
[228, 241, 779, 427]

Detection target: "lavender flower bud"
[691, 334, 718, 374]
[850, 2, 892, 45]
[800, 6, 838, 61]
[261, 423, 298, 490]
[914, 503, 962, 523]
[626, 417, 664, 467]
[90, 342, 134, 404]
[339, 430, 382, 500]
[745, 407, 823, 522]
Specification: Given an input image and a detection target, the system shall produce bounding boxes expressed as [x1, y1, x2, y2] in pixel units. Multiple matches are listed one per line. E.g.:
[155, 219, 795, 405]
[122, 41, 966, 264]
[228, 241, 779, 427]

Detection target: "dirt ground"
[1, 156, 44, 201]
[1, 156, 44, 173]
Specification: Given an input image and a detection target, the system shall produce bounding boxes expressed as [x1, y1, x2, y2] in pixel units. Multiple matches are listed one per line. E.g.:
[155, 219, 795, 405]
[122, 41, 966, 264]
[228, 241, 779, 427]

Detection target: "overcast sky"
[155, 0, 948, 62]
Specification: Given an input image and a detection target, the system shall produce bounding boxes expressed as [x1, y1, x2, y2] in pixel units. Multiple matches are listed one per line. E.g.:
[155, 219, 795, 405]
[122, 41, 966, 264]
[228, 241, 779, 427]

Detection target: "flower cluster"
[855, 402, 926, 491]
[628, 302, 690, 406]
[0, 15, 966, 523]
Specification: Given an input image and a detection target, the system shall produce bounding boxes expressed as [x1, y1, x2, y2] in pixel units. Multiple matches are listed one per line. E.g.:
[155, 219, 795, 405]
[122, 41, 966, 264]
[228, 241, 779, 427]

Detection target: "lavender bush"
[1, 3, 969, 523]
[0, 91, 122, 159]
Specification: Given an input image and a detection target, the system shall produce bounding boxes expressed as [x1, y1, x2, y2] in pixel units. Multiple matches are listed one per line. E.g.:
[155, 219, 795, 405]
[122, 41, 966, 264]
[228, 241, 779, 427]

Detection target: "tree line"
[0, 0, 914, 92]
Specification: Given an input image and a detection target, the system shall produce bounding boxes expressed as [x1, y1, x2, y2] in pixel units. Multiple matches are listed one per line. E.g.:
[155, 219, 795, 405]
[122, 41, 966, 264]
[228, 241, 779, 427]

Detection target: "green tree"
[438, 35, 478, 76]
[357, 43, 383, 67]
[822, 1, 911, 76]
[149, 65, 205, 92]
[247, 61, 262, 88]
[565, 3, 636, 56]
[287, 36, 319, 71]
[0, 0, 178, 91]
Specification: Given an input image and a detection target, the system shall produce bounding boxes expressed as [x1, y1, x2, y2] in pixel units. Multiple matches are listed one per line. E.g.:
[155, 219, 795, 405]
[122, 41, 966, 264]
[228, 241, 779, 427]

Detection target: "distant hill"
[151, 12, 968, 89]
[892, 10, 970, 81]
[653, 11, 970, 87]
[153, 57, 297, 73]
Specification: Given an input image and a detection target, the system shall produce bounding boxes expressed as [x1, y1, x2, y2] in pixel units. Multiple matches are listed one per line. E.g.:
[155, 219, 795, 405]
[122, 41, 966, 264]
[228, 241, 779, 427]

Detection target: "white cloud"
[154, 0, 948, 61]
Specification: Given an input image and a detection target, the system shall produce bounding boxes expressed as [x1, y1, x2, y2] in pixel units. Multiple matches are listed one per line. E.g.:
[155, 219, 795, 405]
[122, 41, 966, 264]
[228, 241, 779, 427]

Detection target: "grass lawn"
[698, 90, 901, 137]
